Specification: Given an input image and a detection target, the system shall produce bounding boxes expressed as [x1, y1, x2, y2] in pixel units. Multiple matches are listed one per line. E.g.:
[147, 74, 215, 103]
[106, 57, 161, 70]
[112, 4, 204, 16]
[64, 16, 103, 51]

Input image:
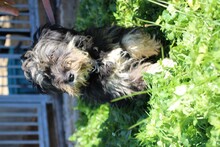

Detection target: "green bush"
[113, 0, 164, 27]
[69, 100, 148, 146]
[69, 103, 110, 146]
[71, 0, 220, 146]
[137, 0, 220, 146]
[75, 0, 116, 30]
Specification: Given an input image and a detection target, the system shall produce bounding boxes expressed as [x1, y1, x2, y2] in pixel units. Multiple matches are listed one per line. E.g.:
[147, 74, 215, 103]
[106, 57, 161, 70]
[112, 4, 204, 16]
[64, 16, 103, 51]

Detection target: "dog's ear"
[39, 23, 77, 35]
[73, 35, 101, 59]
[33, 23, 78, 46]
[74, 35, 94, 51]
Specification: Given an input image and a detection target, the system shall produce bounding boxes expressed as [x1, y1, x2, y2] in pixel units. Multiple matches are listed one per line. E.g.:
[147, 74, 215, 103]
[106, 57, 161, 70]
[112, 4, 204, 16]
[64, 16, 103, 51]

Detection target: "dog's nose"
[68, 74, 75, 83]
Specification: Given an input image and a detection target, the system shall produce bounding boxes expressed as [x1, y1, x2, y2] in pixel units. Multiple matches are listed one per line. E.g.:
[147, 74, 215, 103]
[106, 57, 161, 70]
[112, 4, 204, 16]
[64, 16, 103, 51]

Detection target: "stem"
[147, 0, 168, 8]
[111, 90, 149, 102]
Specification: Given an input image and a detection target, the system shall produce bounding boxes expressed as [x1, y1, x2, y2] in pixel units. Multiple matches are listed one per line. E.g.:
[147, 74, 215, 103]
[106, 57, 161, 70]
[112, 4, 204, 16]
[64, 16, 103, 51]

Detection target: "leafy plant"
[69, 98, 150, 147]
[113, 0, 164, 27]
[69, 102, 110, 146]
[136, 0, 220, 146]
[75, 0, 116, 31]
[71, 0, 220, 146]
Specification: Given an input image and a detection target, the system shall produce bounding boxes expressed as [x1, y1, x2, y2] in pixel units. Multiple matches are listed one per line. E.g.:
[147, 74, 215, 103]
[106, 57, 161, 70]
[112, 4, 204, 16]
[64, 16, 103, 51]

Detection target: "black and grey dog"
[21, 24, 164, 102]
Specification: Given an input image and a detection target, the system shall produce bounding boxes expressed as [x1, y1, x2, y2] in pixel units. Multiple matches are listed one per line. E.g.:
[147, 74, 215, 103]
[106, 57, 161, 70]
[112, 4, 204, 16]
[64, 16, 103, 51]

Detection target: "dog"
[21, 24, 164, 103]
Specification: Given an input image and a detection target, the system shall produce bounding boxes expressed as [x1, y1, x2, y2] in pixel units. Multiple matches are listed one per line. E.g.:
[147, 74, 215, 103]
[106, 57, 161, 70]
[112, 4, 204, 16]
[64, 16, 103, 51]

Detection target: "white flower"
[174, 85, 187, 96]
[162, 58, 177, 68]
[168, 100, 181, 111]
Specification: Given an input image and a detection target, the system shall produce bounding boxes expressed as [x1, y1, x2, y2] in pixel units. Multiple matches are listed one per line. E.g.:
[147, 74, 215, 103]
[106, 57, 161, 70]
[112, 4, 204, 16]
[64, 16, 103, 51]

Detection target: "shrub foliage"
[71, 0, 220, 146]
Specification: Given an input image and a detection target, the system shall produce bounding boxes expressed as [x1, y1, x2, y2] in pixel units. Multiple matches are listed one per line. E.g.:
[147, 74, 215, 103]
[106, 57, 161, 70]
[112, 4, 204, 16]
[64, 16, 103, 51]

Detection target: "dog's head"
[21, 24, 94, 96]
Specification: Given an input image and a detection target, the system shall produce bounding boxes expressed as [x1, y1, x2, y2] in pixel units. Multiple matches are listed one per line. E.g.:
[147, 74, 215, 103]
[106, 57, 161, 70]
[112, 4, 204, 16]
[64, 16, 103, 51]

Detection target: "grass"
[70, 0, 220, 146]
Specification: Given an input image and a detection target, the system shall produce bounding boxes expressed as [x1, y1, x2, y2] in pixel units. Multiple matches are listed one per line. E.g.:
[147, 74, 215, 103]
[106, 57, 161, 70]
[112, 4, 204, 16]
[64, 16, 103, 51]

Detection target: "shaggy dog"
[21, 24, 164, 103]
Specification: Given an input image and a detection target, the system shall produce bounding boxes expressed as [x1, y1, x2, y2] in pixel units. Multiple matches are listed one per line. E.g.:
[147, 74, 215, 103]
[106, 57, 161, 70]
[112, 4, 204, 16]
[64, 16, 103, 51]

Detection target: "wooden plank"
[0, 140, 39, 144]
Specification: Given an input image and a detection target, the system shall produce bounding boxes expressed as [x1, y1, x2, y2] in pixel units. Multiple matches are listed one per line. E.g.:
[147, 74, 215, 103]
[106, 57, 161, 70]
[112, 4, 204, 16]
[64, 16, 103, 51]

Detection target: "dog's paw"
[99, 61, 115, 77]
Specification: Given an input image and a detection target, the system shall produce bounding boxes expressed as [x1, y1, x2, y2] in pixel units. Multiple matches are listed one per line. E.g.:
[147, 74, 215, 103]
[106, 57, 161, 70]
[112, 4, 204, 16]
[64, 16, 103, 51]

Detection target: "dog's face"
[21, 25, 93, 96]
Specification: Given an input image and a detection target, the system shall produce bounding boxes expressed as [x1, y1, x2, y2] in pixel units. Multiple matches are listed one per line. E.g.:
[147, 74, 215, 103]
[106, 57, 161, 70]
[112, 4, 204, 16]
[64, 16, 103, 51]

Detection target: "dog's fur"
[21, 24, 162, 102]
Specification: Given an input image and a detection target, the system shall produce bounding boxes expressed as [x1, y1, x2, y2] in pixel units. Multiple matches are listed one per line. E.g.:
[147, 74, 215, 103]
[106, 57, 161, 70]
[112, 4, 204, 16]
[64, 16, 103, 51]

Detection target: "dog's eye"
[68, 74, 75, 83]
